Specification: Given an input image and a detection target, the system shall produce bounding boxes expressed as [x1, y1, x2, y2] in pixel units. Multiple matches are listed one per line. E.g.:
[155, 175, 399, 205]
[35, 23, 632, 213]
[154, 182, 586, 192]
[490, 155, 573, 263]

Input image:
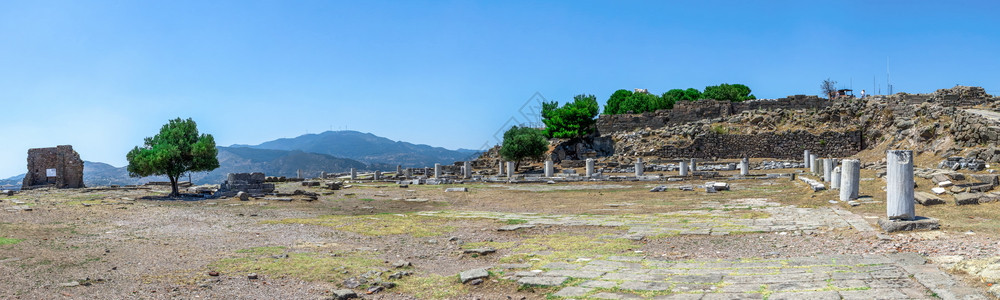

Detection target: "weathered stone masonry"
[22, 145, 85, 189]
[597, 95, 830, 133]
[640, 130, 863, 159]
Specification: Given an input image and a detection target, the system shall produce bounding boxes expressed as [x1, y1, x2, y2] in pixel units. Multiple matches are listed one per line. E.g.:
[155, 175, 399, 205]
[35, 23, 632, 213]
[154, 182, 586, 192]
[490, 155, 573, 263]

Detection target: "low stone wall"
[597, 96, 830, 133]
[641, 130, 863, 159]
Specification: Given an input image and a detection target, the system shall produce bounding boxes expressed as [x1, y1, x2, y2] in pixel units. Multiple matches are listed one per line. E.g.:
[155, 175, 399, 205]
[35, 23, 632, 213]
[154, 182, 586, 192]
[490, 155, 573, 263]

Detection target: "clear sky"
[2, 0, 999, 178]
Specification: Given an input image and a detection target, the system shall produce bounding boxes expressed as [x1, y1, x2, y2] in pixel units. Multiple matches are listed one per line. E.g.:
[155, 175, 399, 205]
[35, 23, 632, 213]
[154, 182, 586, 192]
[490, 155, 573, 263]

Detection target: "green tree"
[603, 89, 633, 115]
[620, 92, 662, 114]
[499, 126, 548, 165]
[663, 89, 685, 104]
[126, 118, 220, 197]
[701, 83, 756, 102]
[541, 94, 600, 138]
[682, 88, 702, 101]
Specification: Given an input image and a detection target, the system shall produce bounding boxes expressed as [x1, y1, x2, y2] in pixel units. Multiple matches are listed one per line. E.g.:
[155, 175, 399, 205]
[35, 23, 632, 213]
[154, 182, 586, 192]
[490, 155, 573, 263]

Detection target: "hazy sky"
[2, 0, 999, 178]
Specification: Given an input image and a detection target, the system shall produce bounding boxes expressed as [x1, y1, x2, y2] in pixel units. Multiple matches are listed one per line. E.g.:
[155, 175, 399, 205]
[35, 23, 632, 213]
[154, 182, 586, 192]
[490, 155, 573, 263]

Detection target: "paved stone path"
[419, 198, 874, 239]
[502, 253, 986, 299]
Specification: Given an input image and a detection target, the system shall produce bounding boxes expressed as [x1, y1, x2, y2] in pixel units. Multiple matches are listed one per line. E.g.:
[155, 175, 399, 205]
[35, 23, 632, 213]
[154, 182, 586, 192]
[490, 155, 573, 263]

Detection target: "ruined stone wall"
[217, 172, 275, 197]
[639, 130, 863, 159]
[596, 96, 831, 133]
[22, 145, 85, 189]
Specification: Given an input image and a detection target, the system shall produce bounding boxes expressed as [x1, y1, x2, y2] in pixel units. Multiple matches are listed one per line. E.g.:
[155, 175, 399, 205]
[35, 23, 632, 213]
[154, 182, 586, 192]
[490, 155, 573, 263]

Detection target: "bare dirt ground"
[1, 169, 998, 299]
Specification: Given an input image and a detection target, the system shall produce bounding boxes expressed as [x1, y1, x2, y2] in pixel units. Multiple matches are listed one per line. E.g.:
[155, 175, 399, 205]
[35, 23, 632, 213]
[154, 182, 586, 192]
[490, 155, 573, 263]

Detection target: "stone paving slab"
[419, 198, 871, 239]
[508, 253, 987, 299]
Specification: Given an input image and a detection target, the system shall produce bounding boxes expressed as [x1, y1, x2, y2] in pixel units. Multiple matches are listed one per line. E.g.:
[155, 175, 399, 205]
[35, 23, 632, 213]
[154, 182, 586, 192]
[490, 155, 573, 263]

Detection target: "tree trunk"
[169, 175, 179, 197]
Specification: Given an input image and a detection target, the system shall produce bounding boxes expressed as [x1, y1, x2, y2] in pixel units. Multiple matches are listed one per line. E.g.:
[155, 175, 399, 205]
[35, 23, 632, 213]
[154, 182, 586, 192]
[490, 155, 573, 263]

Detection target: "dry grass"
[208, 247, 384, 283]
[263, 213, 455, 237]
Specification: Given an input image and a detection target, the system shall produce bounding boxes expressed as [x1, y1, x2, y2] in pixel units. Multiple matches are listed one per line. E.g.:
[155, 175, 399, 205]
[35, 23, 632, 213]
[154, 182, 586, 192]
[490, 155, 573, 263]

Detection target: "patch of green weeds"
[504, 219, 529, 225]
[0, 237, 23, 245]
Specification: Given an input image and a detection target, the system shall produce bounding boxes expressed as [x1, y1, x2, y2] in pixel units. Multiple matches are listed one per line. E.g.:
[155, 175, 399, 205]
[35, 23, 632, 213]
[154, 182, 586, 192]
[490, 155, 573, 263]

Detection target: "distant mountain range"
[234, 130, 480, 168]
[0, 131, 479, 188]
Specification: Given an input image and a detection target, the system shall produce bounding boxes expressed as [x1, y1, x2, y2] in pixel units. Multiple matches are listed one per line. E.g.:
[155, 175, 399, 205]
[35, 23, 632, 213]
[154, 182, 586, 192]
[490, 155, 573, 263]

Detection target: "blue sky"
[1, 0, 999, 178]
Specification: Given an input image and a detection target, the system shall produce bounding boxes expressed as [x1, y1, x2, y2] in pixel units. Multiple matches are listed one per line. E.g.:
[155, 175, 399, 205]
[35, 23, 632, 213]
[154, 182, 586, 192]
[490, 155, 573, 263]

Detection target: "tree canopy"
[602, 89, 633, 115]
[126, 118, 219, 196]
[499, 126, 548, 163]
[702, 83, 756, 102]
[663, 88, 703, 103]
[541, 94, 600, 139]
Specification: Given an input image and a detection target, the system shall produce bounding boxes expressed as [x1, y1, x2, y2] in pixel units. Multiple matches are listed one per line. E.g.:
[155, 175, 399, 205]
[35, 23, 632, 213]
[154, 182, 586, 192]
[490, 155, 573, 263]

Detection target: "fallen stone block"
[931, 187, 947, 195]
[331, 289, 358, 300]
[459, 268, 488, 283]
[444, 187, 468, 192]
[877, 217, 940, 232]
[914, 192, 945, 206]
[954, 193, 982, 205]
[649, 185, 668, 192]
[498, 224, 534, 231]
[463, 248, 496, 255]
[938, 180, 953, 187]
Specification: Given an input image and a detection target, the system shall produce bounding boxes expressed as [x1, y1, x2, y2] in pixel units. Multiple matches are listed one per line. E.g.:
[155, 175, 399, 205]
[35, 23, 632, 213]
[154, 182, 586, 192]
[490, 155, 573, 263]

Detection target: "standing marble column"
[839, 159, 860, 201]
[831, 166, 841, 190]
[506, 161, 515, 178]
[739, 157, 749, 176]
[823, 158, 834, 183]
[374, 170, 381, 181]
[463, 161, 471, 179]
[297, 169, 303, 179]
[690, 158, 697, 172]
[886, 150, 915, 220]
[635, 158, 644, 177]
[544, 160, 554, 177]
[405, 168, 413, 178]
[350, 168, 357, 180]
[498, 161, 503, 176]
[434, 163, 441, 178]
[585, 158, 594, 177]
[809, 154, 820, 174]
[804, 150, 811, 169]
[396, 165, 402, 176]
[679, 161, 688, 176]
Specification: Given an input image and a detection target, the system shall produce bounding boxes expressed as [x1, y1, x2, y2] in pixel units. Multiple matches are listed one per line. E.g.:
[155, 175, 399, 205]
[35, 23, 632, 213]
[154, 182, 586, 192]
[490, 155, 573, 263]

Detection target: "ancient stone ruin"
[216, 172, 274, 197]
[22, 145, 85, 189]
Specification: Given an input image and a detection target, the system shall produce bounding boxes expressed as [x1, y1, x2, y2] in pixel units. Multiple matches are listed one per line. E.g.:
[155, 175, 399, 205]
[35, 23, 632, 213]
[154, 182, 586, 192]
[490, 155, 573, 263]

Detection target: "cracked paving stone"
[543, 269, 606, 279]
[618, 280, 671, 291]
[669, 274, 724, 284]
[552, 286, 593, 297]
[839, 288, 911, 300]
[701, 293, 763, 300]
[769, 291, 841, 300]
[517, 276, 567, 287]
